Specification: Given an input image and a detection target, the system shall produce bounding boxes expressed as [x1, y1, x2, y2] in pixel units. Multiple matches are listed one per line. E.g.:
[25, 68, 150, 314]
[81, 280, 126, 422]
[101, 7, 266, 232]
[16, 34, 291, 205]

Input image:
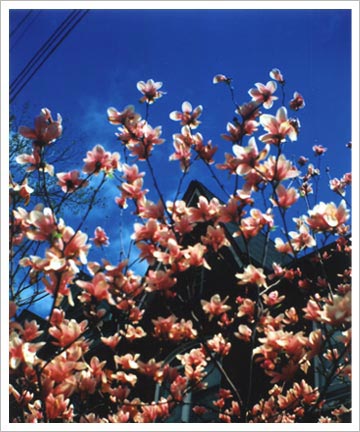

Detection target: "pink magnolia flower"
[101, 333, 122, 350]
[201, 225, 230, 252]
[329, 179, 343, 196]
[114, 353, 140, 370]
[21, 320, 43, 341]
[129, 306, 144, 324]
[236, 297, 256, 321]
[341, 172, 352, 185]
[45, 354, 79, 384]
[170, 376, 188, 402]
[174, 214, 194, 236]
[177, 348, 207, 382]
[233, 137, 269, 176]
[319, 292, 351, 327]
[152, 314, 177, 339]
[261, 154, 300, 182]
[167, 199, 191, 220]
[136, 79, 165, 104]
[262, 290, 285, 307]
[217, 196, 244, 224]
[183, 243, 210, 269]
[132, 218, 160, 242]
[76, 272, 113, 303]
[153, 238, 183, 268]
[145, 269, 177, 292]
[26, 206, 58, 242]
[172, 125, 195, 147]
[140, 122, 164, 147]
[11, 207, 31, 245]
[91, 226, 109, 247]
[259, 107, 298, 144]
[216, 153, 242, 174]
[120, 178, 148, 203]
[56, 170, 88, 193]
[83, 145, 121, 175]
[188, 196, 220, 223]
[169, 101, 203, 129]
[168, 319, 198, 342]
[237, 101, 261, 120]
[236, 208, 274, 240]
[45, 393, 73, 421]
[213, 74, 231, 84]
[107, 105, 140, 125]
[193, 137, 218, 164]
[248, 81, 278, 109]
[136, 242, 156, 265]
[9, 332, 44, 369]
[16, 151, 54, 175]
[49, 319, 88, 347]
[283, 307, 299, 325]
[306, 200, 349, 232]
[289, 91, 305, 111]
[206, 333, 231, 356]
[221, 121, 243, 143]
[274, 237, 294, 255]
[120, 324, 147, 341]
[297, 155, 309, 166]
[236, 264, 267, 288]
[242, 118, 259, 136]
[234, 324, 252, 342]
[201, 294, 231, 320]
[137, 358, 163, 381]
[61, 226, 90, 265]
[254, 329, 307, 383]
[271, 184, 299, 208]
[19, 108, 62, 145]
[289, 224, 316, 251]
[137, 198, 164, 220]
[303, 163, 320, 181]
[9, 178, 34, 205]
[169, 139, 192, 172]
[122, 163, 145, 183]
[302, 299, 321, 321]
[299, 181, 314, 197]
[269, 68, 285, 84]
[312, 144, 327, 155]
[306, 329, 323, 359]
[125, 122, 164, 160]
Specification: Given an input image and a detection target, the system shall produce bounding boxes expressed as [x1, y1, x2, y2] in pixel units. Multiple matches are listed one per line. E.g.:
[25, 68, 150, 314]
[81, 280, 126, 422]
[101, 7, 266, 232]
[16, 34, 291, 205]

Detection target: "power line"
[10, 11, 42, 52]
[10, 10, 81, 92]
[10, 10, 90, 104]
[10, 10, 33, 37]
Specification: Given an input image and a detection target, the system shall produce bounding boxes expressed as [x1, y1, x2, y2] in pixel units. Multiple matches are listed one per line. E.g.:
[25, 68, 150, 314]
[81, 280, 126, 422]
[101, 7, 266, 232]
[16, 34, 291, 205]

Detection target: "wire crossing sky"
[10, 9, 89, 103]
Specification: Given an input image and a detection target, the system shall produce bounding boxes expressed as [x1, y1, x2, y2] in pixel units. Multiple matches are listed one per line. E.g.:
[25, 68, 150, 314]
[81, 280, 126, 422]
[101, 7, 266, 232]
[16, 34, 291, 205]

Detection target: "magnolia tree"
[9, 69, 352, 423]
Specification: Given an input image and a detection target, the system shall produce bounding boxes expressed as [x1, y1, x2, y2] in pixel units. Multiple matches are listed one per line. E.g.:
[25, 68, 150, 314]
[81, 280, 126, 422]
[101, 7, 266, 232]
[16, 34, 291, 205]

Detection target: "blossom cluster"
[9, 69, 351, 423]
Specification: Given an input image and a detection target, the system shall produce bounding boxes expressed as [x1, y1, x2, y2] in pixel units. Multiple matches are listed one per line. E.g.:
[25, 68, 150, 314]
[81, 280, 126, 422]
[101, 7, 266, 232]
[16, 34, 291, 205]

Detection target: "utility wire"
[10, 10, 90, 104]
[10, 11, 42, 52]
[10, 10, 33, 37]
[10, 10, 81, 93]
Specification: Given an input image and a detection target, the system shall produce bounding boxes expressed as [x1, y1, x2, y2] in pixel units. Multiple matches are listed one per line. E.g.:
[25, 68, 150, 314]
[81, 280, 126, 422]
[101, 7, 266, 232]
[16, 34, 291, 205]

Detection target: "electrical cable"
[10, 10, 80, 92]
[10, 10, 90, 104]
[10, 11, 42, 52]
[10, 10, 33, 37]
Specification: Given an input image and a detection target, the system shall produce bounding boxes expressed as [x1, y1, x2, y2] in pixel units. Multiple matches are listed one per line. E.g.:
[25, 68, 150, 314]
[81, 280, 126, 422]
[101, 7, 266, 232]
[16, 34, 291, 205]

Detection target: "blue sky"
[8, 6, 353, 314]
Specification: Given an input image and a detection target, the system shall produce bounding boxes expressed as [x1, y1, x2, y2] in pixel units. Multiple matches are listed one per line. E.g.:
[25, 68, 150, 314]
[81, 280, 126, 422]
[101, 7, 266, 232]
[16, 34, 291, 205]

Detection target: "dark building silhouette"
[14, 180, 351, 422]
